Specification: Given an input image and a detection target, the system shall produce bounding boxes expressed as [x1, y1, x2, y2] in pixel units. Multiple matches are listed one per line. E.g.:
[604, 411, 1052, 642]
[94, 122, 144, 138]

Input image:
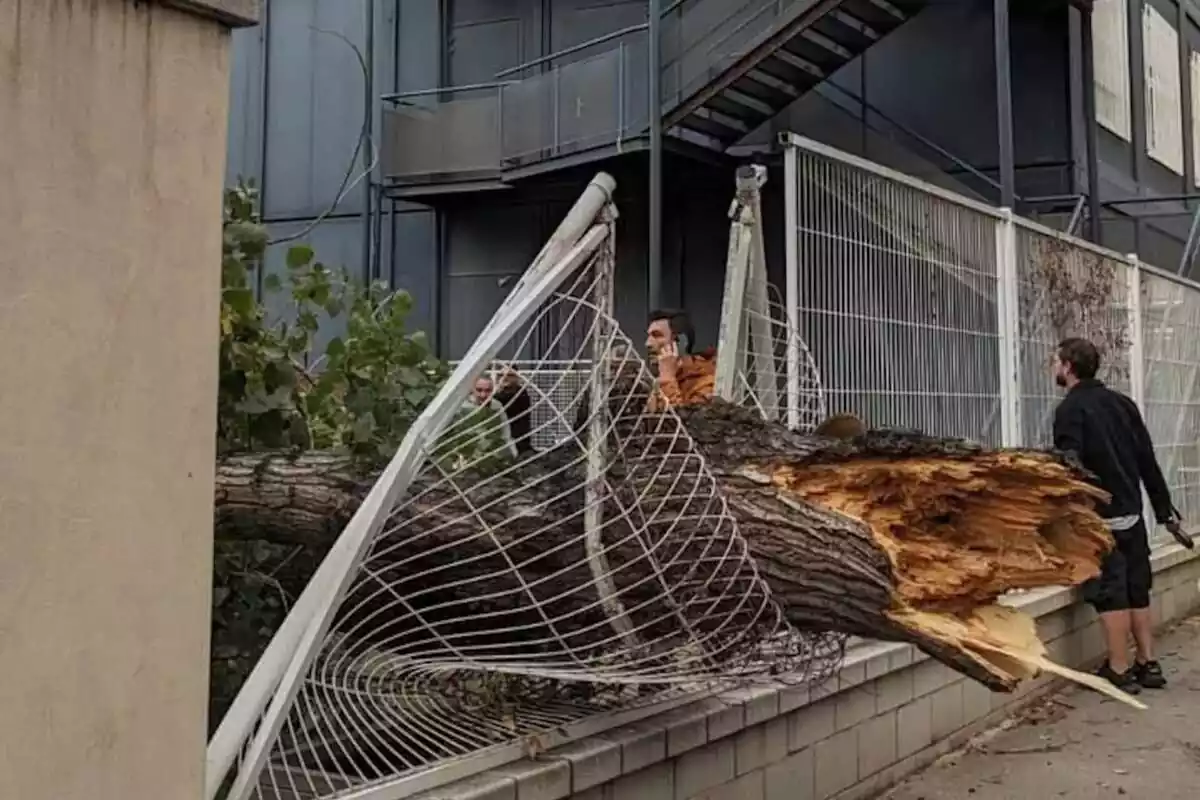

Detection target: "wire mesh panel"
[212, 176, 843, 800]
[1012, 222, 1134, 448]
[1141, 268, 1200, 542]
[716, 164, 826, 432]
[787, 140, 1003, 443]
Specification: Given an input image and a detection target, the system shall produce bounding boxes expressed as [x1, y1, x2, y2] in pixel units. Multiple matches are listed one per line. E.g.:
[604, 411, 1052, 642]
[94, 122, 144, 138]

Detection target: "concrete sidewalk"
[882, 614, 1200, 800]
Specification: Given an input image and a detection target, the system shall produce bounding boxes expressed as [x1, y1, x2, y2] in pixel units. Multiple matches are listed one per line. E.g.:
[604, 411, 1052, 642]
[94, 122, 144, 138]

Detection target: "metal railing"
[381, 83, 509, 181]
[382, 0, 856, 182]
[782, 130, 1200, 548]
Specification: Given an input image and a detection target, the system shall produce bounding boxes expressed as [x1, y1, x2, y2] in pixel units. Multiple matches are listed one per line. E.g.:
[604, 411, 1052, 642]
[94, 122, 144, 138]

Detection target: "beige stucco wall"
[0, 1, 236, 797]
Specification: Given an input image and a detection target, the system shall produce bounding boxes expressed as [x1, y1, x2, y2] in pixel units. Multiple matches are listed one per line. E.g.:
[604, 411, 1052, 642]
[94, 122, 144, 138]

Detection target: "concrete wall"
[0, 1, 248, 797]
[404, 546, 1200, 800]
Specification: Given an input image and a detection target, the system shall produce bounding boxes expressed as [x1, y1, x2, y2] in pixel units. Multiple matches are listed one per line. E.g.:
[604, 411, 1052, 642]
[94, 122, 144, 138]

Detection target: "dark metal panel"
[441, 201, 546, 358]
[396, 0, 441, 95]
[447, 0, 528, 84]
[225, 25, 265, 186]
[388, 208, 440, 337]
[549, 0, 647, 54]
[262, 0, 370, 220]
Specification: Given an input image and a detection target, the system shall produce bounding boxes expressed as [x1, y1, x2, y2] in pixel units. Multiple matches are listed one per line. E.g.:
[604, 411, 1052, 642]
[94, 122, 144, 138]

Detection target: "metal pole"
[993, 0, 1015, 208]
[648, 0, 663, 310]
[1080, 9, 1102, 242]
[362, 0, 377, 280]
[783, 145, 801, 430]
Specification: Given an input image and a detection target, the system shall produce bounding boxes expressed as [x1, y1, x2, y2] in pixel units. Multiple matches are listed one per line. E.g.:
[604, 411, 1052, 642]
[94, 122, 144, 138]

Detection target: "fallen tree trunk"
[213, 400, 1116, 694]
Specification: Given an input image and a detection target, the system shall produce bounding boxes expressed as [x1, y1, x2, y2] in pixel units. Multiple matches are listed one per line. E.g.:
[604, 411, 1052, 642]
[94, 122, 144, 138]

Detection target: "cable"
[267, 24, 378, 248]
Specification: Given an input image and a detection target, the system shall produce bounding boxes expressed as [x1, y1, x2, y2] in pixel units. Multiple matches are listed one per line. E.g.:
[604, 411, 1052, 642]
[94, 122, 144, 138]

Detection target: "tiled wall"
[412, 546, 1200, 800]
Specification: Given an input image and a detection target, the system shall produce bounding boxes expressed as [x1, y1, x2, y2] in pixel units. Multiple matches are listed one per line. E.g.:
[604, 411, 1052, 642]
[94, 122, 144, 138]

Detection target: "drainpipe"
[648, 0, 663, 310]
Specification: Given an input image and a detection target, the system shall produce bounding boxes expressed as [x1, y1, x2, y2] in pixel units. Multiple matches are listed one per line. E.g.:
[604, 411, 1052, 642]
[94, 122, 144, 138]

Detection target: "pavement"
[881, 614, 1200, 800]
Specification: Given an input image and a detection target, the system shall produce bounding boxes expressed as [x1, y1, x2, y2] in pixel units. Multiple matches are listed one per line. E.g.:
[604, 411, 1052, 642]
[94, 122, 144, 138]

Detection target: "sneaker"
[1096, 661, 1142, 694]
[1133, 660, 1167, 689]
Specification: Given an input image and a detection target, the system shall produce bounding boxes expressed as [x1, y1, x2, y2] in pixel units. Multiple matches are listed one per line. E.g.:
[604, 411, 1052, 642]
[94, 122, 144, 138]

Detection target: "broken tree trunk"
[213, 400, 1117, 694]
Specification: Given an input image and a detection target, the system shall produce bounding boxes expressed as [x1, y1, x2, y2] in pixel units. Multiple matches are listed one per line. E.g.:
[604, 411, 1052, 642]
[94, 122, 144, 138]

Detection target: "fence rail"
[781, 131, 1200, 548]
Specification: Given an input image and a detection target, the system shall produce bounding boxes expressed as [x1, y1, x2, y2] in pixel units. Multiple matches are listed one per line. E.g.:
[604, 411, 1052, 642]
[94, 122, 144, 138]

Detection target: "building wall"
[0, 1, 242, 798]
[225, 0, 1200, 352]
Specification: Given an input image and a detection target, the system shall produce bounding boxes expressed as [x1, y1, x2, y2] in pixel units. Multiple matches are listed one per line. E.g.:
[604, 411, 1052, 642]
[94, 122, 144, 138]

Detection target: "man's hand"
[657, 341, 680, 383]
[1165, 518, 1195, 550]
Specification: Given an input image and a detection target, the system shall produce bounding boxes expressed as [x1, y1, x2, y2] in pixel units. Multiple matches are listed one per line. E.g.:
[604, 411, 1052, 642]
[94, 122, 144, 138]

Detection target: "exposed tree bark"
[213, 401, 1114, 692]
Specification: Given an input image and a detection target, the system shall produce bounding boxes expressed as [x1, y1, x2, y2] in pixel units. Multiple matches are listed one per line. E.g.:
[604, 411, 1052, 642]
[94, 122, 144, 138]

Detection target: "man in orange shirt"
[645, 308, 716, 410]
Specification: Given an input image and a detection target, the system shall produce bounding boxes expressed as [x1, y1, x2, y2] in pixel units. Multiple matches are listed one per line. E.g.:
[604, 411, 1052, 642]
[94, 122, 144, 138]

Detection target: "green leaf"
[224, 287, 256, 316]
[263, 273, 283, 292]
[397, 366, 425, 387]
[287, 244, 315, 269]
[351, 411, 376, 444]
[325, 337, 346, 358]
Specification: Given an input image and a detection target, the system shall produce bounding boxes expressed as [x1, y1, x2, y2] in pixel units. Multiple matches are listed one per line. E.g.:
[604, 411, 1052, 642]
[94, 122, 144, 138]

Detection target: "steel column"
[648, 0, 663, 309]
[1080, 8, 1103, 242]
[994, 0, 1016, 208]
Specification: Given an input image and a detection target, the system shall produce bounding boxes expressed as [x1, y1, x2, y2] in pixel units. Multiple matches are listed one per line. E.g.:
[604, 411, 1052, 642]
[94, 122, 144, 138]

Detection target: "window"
[1094, 0, 1132, 139]
[1191, 51, 1200, 185]
[1143, 5, 1184, 174]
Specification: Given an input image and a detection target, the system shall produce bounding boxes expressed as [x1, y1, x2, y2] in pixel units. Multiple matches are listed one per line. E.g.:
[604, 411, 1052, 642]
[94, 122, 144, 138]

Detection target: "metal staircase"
[382, 0, 930, 199]
[663, 0, 927, 151]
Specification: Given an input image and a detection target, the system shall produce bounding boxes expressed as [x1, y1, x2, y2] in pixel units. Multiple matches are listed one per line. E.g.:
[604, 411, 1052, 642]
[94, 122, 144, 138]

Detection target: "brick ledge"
[409, 544, 1200, 800]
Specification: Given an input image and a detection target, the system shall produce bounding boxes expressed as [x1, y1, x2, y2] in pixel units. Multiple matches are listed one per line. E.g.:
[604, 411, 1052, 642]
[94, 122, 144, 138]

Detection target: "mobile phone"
[675, 331, 691, 354]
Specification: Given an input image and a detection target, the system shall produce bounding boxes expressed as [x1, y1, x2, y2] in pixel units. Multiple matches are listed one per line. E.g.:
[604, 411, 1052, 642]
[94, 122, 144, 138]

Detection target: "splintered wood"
[678, 401, 1136, 702]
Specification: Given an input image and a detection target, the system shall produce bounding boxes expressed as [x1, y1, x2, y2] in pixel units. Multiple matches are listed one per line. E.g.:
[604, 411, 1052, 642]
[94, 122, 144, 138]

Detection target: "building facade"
[225, 0, 1200, 357]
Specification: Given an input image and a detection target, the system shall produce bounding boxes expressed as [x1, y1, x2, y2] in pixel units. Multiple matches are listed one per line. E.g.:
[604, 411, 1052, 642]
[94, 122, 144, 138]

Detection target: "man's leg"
[1084, 547, 1139, 691]
[1123, 522, 1165, 687]
[1099, 609, 1133, 673]
[1131, 607, 1154, 662]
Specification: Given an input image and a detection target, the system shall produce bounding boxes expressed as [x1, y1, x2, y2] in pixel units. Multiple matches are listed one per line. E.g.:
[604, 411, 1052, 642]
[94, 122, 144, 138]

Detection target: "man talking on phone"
[645, 308, 717, 409]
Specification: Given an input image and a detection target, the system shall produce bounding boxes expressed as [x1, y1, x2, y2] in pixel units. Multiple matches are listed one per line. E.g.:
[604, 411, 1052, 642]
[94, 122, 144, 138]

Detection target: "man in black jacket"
[1052, 337, 1192, 694]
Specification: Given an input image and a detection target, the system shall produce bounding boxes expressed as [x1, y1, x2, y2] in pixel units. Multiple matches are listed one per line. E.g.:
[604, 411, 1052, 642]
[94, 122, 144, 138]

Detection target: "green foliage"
[211, 181, 515, 724]
[217, 180, 452, 461]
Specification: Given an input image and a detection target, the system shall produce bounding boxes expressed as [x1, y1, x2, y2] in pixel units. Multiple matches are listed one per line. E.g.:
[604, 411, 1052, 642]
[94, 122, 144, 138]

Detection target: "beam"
[994, 0, 1016, 208]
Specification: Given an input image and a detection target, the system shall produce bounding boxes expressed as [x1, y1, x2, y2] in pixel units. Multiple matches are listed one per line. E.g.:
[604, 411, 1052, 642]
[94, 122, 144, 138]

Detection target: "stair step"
[829, 9, 881, 41]
[799, 27, 854, 61]
[708, 87, 777, 121]
[761, 49, 826, 83]
[678, 107, 752, 140]
[854, 0, 908, 24]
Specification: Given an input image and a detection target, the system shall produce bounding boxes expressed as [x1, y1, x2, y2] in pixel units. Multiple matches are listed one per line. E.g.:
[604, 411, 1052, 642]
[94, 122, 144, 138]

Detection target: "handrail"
[494, 0, 688, 79]
[819, 80, 1009, 198]
[495, 24, 648, 78]
[381, 81, 515, 103]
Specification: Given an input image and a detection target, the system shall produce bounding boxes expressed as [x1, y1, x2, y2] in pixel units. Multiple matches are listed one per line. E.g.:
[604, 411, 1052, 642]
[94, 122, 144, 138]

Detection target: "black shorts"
[1081, 518, 1152, 613]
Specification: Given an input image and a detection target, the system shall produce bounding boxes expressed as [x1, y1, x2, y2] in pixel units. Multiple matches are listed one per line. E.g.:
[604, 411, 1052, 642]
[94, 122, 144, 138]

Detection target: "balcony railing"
[382, 82, 508, 184]
[381, 0, 834, 188]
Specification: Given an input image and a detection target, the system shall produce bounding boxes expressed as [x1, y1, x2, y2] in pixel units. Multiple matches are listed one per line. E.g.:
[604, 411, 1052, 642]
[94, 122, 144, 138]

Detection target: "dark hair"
[1057, 337, 1100, 380]
[648, 308, 696, 353]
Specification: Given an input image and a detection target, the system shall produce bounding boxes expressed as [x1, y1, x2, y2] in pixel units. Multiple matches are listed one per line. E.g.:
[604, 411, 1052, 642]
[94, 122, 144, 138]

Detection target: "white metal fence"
[781, 132, 1200, 548]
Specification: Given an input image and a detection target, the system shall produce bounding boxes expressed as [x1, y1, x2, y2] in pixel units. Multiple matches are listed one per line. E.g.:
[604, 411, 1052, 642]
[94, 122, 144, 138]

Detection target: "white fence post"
[783, 144, 801, 430]
[995, 209, 1023, 447]
[1126, 253, 1147, 411]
